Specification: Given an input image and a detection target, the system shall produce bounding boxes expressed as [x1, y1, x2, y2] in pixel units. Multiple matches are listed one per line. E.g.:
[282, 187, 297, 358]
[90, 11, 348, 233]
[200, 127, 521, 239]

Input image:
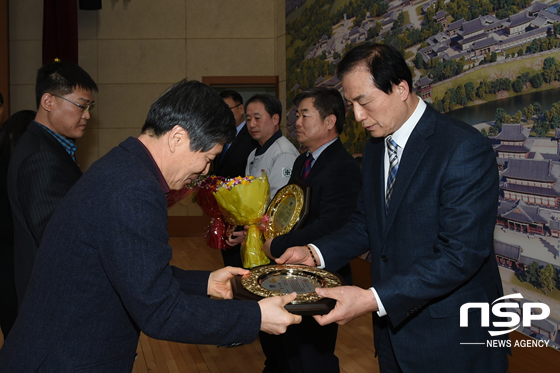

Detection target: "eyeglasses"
[229, 103, 242, 110]
[52, 94, 95, 113]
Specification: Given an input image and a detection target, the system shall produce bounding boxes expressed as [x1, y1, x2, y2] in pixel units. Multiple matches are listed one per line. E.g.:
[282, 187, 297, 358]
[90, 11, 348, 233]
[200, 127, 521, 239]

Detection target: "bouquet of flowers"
[214, 172, 271, 268]
[193, 175, 230, 250]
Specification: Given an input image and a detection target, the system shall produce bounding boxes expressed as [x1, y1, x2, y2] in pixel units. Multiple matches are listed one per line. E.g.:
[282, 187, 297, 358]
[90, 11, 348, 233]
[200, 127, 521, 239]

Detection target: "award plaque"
[264, 180, 310, 240]
[231, 264, 343, 315]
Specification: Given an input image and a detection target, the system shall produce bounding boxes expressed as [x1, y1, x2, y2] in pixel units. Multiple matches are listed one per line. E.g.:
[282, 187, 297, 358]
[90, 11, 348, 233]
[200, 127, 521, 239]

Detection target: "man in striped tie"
[277, 43, 508, 373]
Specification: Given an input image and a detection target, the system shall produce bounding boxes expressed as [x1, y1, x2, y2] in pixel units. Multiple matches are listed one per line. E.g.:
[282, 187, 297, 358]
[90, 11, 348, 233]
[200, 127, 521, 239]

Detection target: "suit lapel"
[382, 106, 436, 240]
[363, 138, 386, 245]
[304, 138, 342, 181]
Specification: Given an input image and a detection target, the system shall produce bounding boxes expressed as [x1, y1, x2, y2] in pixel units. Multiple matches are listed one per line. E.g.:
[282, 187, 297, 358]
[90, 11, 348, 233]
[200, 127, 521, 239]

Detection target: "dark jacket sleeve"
[17, 151, 81, 245]
[96, 178, 261, 345]
[270, 152, 362, 257]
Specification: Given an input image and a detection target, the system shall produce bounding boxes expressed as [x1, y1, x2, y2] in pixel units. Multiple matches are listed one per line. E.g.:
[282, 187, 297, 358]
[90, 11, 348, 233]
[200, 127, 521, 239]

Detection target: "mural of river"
[446, 87, 560, 125]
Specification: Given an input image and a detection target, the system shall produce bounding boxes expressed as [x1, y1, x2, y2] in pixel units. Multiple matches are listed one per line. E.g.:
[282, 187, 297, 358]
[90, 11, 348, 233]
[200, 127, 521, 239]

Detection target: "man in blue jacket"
[278, 43, 509, 373]
[0, 80, 301, 373]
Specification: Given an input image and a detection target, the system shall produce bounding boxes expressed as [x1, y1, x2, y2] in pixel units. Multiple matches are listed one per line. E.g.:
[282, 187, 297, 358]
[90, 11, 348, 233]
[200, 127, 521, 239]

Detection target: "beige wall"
[9, 0, 286, 216]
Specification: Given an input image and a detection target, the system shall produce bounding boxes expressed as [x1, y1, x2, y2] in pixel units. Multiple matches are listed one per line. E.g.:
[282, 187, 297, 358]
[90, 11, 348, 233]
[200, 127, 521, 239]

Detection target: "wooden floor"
[0, 236, 380, 373]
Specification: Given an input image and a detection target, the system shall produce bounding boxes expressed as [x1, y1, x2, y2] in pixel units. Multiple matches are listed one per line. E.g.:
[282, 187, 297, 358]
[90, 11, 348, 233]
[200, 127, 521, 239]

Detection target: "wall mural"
[286, 0, 560, 351]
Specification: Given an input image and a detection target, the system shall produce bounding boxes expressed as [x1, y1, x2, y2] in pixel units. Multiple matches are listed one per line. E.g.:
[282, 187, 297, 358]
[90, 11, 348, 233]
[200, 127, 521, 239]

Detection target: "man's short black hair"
[35, 61, 98, 108]
[337, 42, 412, 95]
[245, 94, 282, 123]
[142, 80, 236, 152]
[219, 90, 243, 106]
[293, 87, 346, 134]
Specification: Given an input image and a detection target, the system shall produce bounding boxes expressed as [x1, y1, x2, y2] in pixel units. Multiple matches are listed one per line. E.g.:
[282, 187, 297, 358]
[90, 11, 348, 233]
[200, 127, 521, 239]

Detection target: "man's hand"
[275, 246, 319, 267]
[313, 286, 378, 325]
[258, 293, 302, 334]
[226, 226, 248, 247]
[207, 266, 249, 299]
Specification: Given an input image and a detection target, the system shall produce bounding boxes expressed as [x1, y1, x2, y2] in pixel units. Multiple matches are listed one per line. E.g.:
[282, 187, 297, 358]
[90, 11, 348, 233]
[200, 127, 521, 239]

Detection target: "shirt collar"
[308, 137, 338, 160]
[236, 120, 246, 136]
[136, 138, 170, 195]
[255, 129, 283, 156]
[35, 121, 77, 160]
[390, 98, 426, 150]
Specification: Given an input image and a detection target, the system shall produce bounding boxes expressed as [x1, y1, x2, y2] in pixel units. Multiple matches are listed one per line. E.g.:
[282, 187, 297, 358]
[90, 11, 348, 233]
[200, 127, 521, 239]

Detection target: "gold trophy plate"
[264, 183, 310, 239]
[231, 264, 343, 315]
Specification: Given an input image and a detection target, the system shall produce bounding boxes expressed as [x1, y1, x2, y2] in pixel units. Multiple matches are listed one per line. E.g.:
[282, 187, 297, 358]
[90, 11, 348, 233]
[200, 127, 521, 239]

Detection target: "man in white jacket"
[245, 94, 299, 197]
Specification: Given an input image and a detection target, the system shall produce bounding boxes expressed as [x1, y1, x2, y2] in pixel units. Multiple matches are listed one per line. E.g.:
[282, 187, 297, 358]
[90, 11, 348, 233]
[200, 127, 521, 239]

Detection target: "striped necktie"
[301, 153, 314, 180]
[385, 136, 399, 210]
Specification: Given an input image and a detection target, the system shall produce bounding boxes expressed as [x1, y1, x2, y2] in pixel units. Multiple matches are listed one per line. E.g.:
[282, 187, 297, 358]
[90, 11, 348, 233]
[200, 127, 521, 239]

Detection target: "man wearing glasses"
[7, 60, 97, 306]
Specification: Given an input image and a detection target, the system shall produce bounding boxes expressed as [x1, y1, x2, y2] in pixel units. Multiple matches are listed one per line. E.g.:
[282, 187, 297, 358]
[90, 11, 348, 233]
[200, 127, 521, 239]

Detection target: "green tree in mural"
[533, 102, 543, 117]
[495, 107, 506, 126]
[524, 104, 534, 123]
[552, 115, 560, 129]
[526, 261, 541, 288]
[512, 78, 524, 93]
[465, 82, 476, 101]
[540, 264, 556, 295]
[512, 110, 523, 124]
[531, 73, 543, 89]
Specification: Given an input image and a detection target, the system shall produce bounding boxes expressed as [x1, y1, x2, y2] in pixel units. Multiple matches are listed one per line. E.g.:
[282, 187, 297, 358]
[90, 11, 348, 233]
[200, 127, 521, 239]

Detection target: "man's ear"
[325, 114, 336, 131]
[41, 93, 54, 112]
[168, 125, 187, 153]
[396, 80, 410, 101]
[272, 113, 280, 126]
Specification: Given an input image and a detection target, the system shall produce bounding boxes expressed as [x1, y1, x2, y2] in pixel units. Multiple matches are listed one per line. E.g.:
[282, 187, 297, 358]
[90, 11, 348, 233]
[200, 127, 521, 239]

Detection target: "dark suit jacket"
[7, 121, 82, 305]
[314, 105, 509, 372]
[270, 138, 361, 284]
[0, 137, 261, 372]
[213, 123, 257, 178]
[262, 138, 361, 373]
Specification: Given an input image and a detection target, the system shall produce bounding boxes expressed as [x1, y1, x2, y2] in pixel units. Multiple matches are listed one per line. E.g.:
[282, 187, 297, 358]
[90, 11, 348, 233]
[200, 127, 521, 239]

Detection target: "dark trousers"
[260, 315, 339, 373]
[375, 322, 403, 373]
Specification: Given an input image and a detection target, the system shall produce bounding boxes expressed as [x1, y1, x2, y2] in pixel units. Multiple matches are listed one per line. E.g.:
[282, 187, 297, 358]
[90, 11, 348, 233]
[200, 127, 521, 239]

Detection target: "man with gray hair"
[0, 80, 301, 372]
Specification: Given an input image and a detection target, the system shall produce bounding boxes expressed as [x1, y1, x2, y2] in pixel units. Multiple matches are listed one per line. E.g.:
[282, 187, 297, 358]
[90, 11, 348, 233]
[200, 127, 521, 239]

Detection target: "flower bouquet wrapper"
[196, 187, 229, 250]
[166, 186, 196, 209]
[214, 173, 271, 268]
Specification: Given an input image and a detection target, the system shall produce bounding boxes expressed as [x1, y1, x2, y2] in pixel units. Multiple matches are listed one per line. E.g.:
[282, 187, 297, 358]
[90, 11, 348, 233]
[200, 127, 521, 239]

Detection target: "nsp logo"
[460, 293, 550, 336]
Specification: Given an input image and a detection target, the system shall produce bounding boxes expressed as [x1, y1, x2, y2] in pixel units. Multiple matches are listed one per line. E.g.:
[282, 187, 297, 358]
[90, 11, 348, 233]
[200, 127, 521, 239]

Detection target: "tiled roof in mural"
[496, 124, 528, 141]
[503, 159, 556, 182]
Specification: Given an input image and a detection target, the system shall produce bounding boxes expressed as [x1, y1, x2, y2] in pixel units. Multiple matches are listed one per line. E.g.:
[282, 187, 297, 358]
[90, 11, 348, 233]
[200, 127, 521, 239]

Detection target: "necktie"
[385, 136, 399, 210]
[301, 153, 314, 180]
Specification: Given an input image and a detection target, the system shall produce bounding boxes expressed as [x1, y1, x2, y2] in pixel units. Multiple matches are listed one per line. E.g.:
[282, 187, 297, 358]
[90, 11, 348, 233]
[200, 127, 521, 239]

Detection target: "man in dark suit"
[214, 90, 257, 267]
[0, 80, 301, 372]
[7, 61, 97, 306]
[278, 43, 509, 372]
[258, 87, 361, 373]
